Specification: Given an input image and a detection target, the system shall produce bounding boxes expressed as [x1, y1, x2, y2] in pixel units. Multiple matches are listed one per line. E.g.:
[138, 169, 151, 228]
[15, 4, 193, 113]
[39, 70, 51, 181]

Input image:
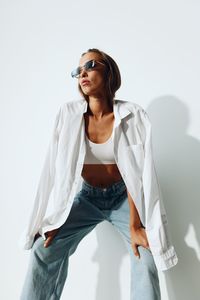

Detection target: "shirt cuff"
[18, 234, 34, 250]
[152, 246, 179, 271]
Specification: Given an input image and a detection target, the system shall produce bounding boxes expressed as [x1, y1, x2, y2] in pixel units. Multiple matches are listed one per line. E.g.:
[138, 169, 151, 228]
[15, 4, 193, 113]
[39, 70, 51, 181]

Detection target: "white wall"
[1, 1, 200, 299]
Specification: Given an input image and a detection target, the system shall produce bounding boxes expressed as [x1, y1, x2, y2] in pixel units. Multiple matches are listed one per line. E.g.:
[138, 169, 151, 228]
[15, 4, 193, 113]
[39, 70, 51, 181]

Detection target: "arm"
[139, 109, 178, 270]
[127, 189, 150, 258]
[127, 189, 142, 229]
[18, 105, 62, 250]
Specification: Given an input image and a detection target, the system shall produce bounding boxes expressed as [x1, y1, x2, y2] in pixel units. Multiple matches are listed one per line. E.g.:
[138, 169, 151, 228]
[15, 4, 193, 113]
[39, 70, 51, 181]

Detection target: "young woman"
[19, 48, 178, 299]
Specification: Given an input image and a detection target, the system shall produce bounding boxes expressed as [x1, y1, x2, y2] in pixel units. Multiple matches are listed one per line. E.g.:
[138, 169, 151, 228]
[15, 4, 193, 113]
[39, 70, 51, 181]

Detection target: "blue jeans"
[20, 178, 161, 300]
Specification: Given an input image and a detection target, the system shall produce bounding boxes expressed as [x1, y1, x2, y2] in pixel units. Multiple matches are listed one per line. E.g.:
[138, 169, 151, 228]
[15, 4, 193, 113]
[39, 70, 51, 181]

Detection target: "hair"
[78, 48, 121, 108]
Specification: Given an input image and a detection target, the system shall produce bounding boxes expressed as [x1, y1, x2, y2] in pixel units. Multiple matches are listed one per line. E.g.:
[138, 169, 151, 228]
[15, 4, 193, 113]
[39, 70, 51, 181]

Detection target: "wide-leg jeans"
[20, 178, 161, 300]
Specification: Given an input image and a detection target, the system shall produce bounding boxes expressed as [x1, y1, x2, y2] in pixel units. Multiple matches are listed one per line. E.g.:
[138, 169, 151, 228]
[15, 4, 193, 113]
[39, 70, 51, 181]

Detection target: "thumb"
[132, 243, 140, 259]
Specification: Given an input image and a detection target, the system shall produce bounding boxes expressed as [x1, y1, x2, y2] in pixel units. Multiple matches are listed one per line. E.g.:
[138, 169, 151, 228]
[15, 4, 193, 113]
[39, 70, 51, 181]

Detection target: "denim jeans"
[20, 178, 161, 300]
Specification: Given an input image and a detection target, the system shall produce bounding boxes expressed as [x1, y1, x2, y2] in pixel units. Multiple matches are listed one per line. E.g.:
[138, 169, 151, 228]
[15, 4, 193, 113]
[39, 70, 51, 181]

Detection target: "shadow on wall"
[92, 221, 129, 300]
[147, 96, 200, 300]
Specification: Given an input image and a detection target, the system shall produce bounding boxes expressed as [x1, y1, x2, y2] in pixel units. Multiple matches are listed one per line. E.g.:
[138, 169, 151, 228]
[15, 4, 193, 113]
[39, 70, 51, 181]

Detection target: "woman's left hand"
[130, 226, 150, 258]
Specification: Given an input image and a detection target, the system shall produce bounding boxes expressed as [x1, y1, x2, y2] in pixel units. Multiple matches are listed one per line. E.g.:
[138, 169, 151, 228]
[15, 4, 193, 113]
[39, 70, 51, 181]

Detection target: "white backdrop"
[1, 1, 200, 299]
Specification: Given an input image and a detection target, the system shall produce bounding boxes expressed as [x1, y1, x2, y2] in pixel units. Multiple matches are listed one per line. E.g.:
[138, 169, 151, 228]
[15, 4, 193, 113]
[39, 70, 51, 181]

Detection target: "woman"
[19, 48, 178, 300]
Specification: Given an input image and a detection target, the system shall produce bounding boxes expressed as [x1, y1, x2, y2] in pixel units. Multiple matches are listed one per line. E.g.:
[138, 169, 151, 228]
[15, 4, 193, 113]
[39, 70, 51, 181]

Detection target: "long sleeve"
[18, 106, 62, 250]
[140, 109, 178, 271]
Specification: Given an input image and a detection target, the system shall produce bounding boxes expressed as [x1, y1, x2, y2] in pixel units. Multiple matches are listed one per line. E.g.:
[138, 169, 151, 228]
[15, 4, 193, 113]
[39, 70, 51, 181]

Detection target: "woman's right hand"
[43, 228, 59, 248]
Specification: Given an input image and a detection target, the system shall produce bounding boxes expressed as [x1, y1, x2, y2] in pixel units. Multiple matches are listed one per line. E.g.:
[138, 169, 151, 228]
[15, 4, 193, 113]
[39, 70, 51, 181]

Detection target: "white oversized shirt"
[18, 98, 178, 271]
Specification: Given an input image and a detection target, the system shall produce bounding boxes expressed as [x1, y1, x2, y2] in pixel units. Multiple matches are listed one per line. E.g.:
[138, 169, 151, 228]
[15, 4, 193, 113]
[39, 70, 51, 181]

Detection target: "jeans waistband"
[82, 178, 126, 196]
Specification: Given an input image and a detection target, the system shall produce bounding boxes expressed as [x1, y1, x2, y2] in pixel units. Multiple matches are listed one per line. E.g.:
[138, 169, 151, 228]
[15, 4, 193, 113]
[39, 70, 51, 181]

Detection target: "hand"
[130, 226, 150, 259]
[44, 228, 59, 248]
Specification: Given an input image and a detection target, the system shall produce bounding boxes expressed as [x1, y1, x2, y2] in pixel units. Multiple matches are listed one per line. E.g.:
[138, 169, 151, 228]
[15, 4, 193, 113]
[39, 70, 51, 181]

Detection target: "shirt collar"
[80, 98, 131, 127]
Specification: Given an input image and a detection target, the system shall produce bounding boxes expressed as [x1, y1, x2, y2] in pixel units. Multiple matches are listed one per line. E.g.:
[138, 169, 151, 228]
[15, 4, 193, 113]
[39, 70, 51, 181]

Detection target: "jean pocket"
[33, 232, 41, 243]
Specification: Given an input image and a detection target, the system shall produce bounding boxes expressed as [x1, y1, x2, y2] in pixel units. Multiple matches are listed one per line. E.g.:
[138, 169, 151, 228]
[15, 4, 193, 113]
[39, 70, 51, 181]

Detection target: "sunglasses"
[71, 59, 105, 78]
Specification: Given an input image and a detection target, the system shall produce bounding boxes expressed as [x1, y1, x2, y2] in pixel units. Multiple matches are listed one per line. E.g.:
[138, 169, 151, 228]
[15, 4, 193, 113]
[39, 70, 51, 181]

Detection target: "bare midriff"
[81, 164, 122, 188]
[81, 111, 122, 188]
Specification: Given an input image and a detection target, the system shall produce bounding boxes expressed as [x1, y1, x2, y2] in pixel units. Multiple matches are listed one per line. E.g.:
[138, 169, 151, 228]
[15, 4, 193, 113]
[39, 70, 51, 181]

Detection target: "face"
[77, 52, 106, 98]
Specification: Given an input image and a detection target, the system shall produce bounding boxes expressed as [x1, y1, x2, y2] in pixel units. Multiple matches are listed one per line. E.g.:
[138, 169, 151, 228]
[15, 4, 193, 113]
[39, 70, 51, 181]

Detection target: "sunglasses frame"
[71, 59, 105, 78]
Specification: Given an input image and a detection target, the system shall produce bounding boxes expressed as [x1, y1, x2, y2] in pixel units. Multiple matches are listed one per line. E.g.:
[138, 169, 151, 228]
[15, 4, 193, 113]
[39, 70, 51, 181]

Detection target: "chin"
[81, 87, 91, 94]
[82, 89, 95, 96]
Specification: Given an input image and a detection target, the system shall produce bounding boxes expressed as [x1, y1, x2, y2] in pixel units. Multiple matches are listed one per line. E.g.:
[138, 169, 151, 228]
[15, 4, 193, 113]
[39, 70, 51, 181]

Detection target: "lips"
[81, 80, 90, 86]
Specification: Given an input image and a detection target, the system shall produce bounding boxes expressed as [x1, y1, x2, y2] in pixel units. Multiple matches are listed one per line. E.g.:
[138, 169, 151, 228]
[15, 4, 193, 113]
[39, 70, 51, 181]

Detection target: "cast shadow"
[92, 221, 129, 300]
[147, 96, 200, 300]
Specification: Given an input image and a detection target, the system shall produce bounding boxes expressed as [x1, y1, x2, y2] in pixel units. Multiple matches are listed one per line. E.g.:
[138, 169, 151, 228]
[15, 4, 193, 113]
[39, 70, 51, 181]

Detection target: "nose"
[79, 67, 88, 78]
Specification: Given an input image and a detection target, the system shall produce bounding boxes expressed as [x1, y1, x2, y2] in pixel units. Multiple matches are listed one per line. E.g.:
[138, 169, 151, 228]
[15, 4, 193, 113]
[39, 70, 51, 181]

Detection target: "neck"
[87, 96, 113, 120]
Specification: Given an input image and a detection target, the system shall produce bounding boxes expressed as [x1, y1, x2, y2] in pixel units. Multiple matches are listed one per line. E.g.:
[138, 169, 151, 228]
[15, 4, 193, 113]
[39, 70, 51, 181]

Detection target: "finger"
[144, 240, 150, 249]
[44, 236, 53, 248]
[44, 229, 59, 247]
[143, 240, 149, 249]
[141, 231, 149, 249]
[132, 243, 140, 259]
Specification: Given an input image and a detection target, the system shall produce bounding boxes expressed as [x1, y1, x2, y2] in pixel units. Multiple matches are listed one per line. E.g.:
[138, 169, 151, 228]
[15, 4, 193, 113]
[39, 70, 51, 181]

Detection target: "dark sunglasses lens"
[71, 60, 96, 78]
[85, 60, 95, 70]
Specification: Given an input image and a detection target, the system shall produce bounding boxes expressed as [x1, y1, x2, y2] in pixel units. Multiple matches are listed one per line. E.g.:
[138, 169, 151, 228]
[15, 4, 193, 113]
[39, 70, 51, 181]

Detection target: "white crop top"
[84, 130, 116, 164]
